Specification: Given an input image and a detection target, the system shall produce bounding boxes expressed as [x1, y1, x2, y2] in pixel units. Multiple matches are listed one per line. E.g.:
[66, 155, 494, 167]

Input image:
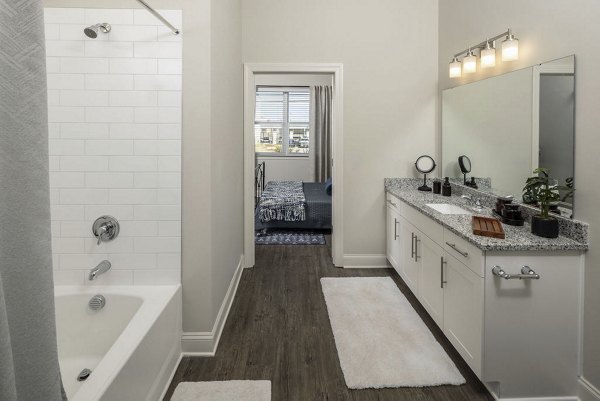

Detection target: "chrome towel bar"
[492, 265, 540, 280]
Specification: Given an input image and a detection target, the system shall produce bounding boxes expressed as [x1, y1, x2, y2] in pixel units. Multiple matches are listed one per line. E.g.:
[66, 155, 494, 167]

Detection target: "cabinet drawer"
[402, 202, 444, 245]
[386, 193, 403, 214]
[443, 229, 484, 277]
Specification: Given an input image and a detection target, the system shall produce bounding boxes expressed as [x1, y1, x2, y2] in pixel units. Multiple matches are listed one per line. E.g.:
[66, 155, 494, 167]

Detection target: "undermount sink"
[425, 203, 471, 215]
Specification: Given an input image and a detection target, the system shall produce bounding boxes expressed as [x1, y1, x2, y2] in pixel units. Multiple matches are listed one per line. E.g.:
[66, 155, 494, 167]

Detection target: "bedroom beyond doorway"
[243, 65, 343, 267]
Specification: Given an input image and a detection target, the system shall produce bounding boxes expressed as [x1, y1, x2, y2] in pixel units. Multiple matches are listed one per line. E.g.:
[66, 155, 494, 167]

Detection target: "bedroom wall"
[438, 0, 600, 394]
[43, 0, 243, 351]
[255, 73, 333, 183]
[242, 0, 439, 263]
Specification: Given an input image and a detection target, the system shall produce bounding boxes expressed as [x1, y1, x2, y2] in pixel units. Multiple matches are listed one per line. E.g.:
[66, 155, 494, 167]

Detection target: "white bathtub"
[54, 285, 182, 401]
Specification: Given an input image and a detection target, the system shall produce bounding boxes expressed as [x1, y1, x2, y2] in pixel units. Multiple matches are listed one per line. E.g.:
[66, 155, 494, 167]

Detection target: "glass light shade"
[502, 37, 519, 61]
[480, 47, 496, 68]
[449, 59, 462, 78]
[463, 53, 477, 74]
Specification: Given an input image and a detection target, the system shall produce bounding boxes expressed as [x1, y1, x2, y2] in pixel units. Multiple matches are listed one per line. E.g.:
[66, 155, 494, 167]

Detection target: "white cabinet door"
[418, 234, 445, 328]
[400, 217, 420, 295]
[443, 253, 483, 377]
[386, 206, 402, 273]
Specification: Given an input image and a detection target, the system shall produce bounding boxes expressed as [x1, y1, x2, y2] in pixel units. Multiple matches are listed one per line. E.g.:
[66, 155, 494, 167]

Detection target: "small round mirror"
[415, 155, 436, 174]
[458, 155, 471, 174]
[414, 155, 436, 192]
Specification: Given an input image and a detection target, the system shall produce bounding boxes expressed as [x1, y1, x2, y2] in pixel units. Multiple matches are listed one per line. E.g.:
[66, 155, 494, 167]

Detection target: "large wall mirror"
[442, 55, 575, 217]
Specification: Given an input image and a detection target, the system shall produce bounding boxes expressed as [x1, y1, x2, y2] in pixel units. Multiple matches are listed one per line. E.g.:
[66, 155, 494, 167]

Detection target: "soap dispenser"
[442, 177, 452, 197]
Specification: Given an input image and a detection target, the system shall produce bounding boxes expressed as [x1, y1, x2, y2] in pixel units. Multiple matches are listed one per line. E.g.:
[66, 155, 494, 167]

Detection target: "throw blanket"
[259, 181, 306, 222]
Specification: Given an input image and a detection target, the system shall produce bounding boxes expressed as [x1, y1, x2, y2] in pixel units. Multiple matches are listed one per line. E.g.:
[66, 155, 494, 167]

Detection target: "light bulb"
[480, 41, 496, 68]
[449, 57, 462, 78]
[502, 30, 519, 61]
[463, 50, 477, 74]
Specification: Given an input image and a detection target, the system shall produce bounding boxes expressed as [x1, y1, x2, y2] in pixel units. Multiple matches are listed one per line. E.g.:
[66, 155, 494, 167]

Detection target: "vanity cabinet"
[385, 199, 402, 270]
[399, 217, 420, 292]
[386, 192, 484, 376]
[418, 234, 445, 327]
[442, 252, 483, 375]
[385, 192, 584, 399]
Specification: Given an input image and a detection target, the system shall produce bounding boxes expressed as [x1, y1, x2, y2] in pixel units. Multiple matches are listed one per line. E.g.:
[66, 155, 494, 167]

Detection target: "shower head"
[84, 23, 111, 39]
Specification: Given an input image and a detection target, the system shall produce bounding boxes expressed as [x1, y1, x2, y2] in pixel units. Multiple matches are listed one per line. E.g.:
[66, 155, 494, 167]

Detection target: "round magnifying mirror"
[415, 155, 436, 191]
[458, 155, 471, 174]
[415, 155, 436, 174]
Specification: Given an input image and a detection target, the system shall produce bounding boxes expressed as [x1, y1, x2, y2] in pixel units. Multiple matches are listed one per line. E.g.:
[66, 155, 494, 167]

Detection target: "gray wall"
[242, 0, 439, 258]
[209, 0, 243, 328]
[438, 0, 600, 389]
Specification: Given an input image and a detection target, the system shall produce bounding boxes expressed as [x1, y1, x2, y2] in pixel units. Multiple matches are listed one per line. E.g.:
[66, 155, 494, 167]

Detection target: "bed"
[254, 162, 332, 230]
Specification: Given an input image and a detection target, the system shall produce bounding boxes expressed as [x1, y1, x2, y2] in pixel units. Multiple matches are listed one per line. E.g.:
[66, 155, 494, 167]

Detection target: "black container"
[531, 215, 559, 238]
[495, 196, 513, 215]
[432, 180, 441, 194]
[442, 177, 451, 197]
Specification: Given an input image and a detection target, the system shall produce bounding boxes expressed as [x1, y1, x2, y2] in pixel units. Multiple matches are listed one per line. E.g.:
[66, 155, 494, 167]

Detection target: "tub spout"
[89, 260, 111, 281]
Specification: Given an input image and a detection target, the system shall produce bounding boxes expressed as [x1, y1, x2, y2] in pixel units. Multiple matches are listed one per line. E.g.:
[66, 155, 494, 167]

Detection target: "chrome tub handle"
[492, 265, 540, 280]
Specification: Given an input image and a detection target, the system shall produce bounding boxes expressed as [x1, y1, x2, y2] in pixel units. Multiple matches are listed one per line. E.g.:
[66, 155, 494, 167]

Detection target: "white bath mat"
[320, 277, 465, 389]
[171, 380, 271, 401]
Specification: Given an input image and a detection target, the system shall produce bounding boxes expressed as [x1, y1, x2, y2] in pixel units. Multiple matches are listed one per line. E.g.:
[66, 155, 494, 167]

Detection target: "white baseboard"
[343, 254, 391, 268]
[579, 377, 600, 401]
[181, 254, 244, 356]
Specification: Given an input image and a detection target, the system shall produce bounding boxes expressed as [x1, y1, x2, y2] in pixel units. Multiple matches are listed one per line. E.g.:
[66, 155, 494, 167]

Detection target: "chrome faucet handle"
[92, 216, 120, 246]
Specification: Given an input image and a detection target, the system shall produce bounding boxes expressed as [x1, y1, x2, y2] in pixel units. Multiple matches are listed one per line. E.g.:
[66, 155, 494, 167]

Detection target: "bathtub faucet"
[89, 260, 112, 281]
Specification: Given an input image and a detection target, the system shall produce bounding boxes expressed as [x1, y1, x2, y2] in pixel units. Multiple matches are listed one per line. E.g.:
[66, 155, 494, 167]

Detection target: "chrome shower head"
[84, 23, 111, 39]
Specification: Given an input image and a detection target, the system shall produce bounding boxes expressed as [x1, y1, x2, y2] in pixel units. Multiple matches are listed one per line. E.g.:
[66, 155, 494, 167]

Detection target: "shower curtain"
[0, 1, 67, 400]
[314, 86, 333, 182]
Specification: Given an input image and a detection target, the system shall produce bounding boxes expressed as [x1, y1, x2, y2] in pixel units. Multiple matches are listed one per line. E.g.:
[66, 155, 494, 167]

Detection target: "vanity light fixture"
[480, 40, 496, 68]
[463, 49, 477, 73]
[502, 29, 519, 61]
[448, 28, 518, 78]
[449, 57, 462, 78]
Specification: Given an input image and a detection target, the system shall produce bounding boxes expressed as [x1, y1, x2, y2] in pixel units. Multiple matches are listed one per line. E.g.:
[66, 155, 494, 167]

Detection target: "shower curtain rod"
[135, 0, 180, 34]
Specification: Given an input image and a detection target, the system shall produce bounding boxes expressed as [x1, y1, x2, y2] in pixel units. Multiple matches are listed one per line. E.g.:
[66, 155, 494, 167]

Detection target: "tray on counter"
[472, 215, 505, 239]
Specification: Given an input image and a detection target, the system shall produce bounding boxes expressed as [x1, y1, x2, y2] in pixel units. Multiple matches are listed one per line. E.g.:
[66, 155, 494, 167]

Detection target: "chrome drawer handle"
[492, 265, 540, 280]
[440, 257, 447, 288]
[446, 242, 468, 258]
[414, 236, 420, 261]
[394, 218, 399, 240]
[387, 199, 398, 207]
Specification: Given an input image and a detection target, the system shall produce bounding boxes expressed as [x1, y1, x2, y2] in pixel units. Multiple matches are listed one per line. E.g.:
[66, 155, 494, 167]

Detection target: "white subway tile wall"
[45, 8, 182, 286]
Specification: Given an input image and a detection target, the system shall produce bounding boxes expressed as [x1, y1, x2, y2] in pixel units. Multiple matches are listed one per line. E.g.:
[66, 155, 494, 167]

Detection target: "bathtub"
[54, 285, 182, 401]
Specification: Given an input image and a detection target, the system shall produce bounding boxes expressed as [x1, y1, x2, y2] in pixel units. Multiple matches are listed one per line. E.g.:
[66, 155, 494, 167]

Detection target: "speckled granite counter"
[385, 178, 588, 252]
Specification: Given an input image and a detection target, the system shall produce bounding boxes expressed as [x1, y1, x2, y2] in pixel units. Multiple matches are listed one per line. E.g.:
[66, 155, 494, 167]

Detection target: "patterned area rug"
[255, 230, 326, 245]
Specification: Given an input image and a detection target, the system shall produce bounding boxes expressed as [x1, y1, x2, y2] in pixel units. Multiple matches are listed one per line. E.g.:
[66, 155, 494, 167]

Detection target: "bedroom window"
[254, 87, 310, 156]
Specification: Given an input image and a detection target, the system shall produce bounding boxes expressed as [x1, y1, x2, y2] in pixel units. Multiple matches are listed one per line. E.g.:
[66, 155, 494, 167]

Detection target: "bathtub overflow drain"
[88, 294, 106, 311]
[77, 368, 92, 382]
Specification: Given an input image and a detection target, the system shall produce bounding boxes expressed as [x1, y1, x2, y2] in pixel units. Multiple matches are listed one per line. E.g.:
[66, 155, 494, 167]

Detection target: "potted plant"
[523, 168, 574, 238]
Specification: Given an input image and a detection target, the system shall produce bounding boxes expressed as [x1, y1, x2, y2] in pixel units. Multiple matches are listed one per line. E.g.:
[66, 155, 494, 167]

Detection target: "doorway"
[243, 64, 344, 267]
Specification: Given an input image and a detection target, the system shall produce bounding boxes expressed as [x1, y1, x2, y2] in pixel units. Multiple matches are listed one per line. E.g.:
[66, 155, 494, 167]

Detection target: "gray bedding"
[255, 182, 332, 230]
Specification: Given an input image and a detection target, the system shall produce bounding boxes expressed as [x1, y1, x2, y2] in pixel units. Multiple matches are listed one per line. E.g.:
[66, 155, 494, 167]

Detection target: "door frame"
[243, 63, 344, 267]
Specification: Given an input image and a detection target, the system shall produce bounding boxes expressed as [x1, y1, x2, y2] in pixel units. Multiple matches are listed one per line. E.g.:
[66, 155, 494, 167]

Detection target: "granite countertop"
[385, 180, 588, 252]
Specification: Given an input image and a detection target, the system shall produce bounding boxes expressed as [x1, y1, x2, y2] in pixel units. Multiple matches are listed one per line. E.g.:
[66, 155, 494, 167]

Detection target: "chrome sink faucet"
[462, 194, 483, 210]
[89, 260, 111, 281]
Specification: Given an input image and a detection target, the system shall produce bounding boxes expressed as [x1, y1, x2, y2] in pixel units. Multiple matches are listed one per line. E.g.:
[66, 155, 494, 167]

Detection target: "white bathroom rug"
[320, 277, 465, 389]
[171, 380, 271, 401]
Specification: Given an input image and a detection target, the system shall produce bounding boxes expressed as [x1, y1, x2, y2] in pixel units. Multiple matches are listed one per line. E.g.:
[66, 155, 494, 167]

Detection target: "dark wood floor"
[164, 238, 493, 401]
